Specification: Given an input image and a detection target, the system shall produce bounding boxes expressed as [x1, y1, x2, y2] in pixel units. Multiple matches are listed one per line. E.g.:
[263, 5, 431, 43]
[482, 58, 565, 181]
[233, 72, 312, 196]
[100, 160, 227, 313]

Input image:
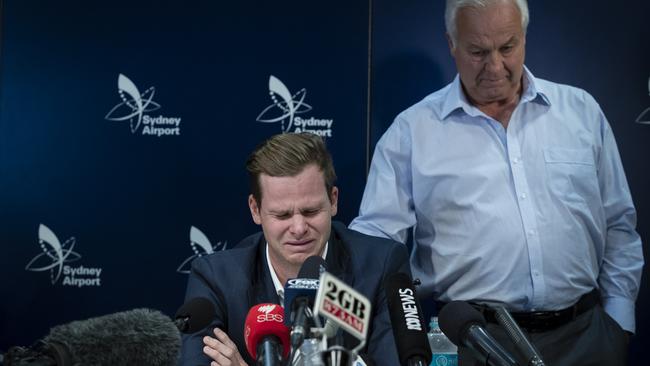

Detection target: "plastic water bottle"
[428, 316, 458, 366]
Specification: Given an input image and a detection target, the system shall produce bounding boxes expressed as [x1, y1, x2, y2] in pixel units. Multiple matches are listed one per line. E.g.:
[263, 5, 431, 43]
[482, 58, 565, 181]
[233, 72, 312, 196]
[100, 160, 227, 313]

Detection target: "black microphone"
[174, 297, 216, 333]
[284, 255, 327, 349]
[439, 301, 517, 366]
[494, 306, 545, 366]
[5, 308, 180, 366]
[384, 272, 432, 366]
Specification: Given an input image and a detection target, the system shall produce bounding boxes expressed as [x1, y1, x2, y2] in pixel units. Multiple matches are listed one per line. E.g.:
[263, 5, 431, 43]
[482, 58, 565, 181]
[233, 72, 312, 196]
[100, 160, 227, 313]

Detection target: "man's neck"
[465, 82, 523, 129]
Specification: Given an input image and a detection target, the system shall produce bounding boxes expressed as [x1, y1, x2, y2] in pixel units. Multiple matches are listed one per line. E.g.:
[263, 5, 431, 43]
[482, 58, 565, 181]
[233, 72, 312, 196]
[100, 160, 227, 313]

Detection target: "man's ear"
[248, 194, 262, 225]
[330, 186, 339, 217]
[446, 33, 456, 56]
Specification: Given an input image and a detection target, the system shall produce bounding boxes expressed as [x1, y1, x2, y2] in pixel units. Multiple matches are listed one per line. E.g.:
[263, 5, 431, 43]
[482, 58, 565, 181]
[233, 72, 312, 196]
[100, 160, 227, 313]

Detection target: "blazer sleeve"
[178, 257, 227, 366]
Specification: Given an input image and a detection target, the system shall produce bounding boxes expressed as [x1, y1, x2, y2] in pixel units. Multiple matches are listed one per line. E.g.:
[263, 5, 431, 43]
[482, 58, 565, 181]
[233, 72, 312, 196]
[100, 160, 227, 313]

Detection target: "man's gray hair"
[445, 0, 529, 47]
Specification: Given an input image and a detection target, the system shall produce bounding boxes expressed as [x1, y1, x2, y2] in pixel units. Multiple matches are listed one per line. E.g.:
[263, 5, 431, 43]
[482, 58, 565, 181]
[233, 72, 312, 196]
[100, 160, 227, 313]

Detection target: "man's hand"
[203, 328, 248, 366]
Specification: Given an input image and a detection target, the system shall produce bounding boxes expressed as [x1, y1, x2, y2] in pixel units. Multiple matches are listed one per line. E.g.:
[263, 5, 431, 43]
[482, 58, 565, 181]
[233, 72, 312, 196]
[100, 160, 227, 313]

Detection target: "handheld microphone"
[284, 256, 327, 349]
[439, 301, 517, 366]
[5, 308, 181, 366]
[174, 297, 216, 333]
[244, 304, 290, 366]
[384, 272, 432, 366]
[494, 306, 545, 366]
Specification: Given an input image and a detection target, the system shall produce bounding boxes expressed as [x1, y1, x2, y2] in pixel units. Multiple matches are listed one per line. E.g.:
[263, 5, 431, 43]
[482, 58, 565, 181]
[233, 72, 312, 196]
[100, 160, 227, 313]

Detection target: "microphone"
[314, 271, 372, 360]
[438, 301, 517, 366]
[174, 297, 216, 333]
[244, 304, 290, 366]
[5, 308, 180, 366]
[494, 306, 545, 366]
[284, 256, 327, 349]
[384, 272, 432, 366]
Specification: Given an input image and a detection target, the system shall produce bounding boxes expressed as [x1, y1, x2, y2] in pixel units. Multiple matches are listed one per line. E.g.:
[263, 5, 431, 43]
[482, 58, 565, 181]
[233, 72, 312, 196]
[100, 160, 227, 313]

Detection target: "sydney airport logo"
[105, 74, 182, 136]
[25, 224, 102, 287]
[636, 76, 650, 124]
[177, 226, 227, 274]
[256, 75, 334, 137]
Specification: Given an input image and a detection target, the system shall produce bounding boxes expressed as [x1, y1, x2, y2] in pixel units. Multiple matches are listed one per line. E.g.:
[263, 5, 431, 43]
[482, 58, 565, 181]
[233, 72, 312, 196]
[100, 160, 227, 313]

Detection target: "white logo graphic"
[257, 304, 277, 314]
[177, 226, 227, 274]
[287, 278, 320, 289]
[256, 75, 334, 137]
[636, 77, 650, 124]
[25, 224, 102, 287]
[105, 74, 182, 136]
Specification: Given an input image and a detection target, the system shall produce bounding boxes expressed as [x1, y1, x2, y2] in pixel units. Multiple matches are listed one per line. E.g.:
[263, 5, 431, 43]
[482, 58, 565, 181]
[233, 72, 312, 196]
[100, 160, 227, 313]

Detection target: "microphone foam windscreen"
[244, 304, 290, 360]
[298, 255, 327, 279]
[384, 272, 432, 365]
[43, 308, 180, 366]
[175, 297, 216, 333]
[438, 301, 486, 346]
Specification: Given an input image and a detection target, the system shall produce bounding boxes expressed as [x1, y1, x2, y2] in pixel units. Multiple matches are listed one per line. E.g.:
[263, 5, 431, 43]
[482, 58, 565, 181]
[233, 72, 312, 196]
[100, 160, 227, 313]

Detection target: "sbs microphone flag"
[244, 303, 290, 363]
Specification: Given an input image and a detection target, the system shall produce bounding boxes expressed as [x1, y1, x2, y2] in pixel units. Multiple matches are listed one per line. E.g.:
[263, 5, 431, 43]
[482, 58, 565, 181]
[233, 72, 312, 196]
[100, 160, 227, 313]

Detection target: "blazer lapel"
[247, 236, 282, 307]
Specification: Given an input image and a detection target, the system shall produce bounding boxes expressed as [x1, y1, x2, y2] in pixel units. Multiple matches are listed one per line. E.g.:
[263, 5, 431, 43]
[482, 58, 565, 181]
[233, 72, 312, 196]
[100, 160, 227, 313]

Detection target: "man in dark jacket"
[179, 133, 410, 366]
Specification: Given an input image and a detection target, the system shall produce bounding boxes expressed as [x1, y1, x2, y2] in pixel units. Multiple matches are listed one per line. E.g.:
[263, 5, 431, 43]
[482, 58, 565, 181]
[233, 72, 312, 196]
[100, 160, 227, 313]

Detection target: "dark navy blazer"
[178, 221, 411, 366]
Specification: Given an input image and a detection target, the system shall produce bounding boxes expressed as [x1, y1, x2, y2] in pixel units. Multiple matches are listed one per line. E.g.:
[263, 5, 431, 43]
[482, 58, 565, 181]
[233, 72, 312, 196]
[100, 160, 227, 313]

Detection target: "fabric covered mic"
[439, 301, 517, 366]
[494, 306, 545, 366]
[384, 272, 432, 366]
[284, 256, 327, 349]
[244, 304, 290, 366]
[6, 308, 180, 366]
[174, 297, 216, 333]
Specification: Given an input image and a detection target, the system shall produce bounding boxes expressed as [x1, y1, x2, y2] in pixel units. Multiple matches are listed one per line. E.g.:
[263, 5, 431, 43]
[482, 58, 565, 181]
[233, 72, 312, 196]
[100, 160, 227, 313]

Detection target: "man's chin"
[286, 248, 321, 265]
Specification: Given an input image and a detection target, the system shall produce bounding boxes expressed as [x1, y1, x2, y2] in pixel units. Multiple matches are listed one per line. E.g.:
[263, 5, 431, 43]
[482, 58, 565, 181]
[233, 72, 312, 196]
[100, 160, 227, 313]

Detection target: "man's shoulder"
[534, 76, 599, 107]
[191, 231, 262, 275]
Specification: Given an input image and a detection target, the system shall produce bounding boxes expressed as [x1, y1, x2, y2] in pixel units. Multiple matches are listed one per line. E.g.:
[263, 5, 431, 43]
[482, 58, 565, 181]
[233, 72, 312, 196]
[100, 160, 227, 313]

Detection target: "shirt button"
[520, 193, 527, 200]
[533, 271, 540, 277]
[528, 229, 536, 236]
[512, 157, 520, 164]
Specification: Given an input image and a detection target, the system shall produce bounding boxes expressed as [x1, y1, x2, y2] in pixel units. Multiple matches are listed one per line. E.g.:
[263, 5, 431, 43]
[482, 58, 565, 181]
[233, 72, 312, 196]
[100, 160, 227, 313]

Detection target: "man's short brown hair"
[246, 133, 337, 205]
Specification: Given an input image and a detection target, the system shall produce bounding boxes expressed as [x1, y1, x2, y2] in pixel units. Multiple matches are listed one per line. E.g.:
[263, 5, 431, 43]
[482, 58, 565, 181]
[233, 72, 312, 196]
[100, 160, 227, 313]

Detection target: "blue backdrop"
[1, 0, 648, 363]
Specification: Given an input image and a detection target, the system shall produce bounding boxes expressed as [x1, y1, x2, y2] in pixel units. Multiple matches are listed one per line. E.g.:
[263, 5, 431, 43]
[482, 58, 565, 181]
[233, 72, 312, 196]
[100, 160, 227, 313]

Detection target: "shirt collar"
[440, 65, 550, 120]
[266, 241, 329, 306]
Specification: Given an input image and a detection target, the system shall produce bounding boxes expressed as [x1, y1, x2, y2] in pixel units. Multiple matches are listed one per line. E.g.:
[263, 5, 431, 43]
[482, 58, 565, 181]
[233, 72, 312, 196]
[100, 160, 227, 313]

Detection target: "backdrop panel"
[0, 0, 369, 350]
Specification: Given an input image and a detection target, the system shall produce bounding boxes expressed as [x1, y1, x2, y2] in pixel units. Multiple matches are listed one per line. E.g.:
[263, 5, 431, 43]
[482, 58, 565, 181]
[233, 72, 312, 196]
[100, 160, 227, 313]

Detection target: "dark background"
[1, 0, 648, 362]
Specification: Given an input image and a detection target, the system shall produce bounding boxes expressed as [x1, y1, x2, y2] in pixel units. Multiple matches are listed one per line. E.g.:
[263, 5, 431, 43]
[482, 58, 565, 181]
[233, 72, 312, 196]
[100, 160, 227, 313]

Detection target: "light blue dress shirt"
[350, 67, 643, 332]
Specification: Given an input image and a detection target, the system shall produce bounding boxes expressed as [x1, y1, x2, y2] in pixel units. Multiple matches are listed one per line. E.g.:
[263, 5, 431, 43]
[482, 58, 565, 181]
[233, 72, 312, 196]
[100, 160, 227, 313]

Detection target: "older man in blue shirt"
[350, 0, 643, 364]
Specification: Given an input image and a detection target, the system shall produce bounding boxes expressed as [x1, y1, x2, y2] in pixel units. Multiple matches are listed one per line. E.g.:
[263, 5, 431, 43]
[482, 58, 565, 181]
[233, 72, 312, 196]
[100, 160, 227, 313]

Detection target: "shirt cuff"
[602, 296, 636, 333]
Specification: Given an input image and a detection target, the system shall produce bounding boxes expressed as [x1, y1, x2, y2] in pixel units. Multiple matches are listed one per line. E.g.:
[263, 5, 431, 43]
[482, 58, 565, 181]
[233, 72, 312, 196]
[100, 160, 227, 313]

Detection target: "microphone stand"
[494, 306, 545, 366]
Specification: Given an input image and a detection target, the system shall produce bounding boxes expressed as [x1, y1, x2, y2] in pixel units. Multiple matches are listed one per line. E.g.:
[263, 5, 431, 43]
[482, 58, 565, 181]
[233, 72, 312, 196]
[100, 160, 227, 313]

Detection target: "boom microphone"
[384, 272, 432, 366]
[174, 297, 216, 333]
[439, 301, 517, 366]
[5, 308, 180, 366]
[244, 304, 290, 366]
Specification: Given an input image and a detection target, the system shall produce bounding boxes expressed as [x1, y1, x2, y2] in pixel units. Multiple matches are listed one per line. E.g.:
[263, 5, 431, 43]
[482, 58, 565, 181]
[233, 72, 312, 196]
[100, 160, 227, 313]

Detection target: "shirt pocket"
[543, 147, 600, 204]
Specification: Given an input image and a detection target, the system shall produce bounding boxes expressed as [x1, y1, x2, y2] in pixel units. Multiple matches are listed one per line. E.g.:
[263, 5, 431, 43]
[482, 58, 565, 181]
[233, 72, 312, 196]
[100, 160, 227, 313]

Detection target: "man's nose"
[484, 51, 504, 74]
[290, 214, 308, 237]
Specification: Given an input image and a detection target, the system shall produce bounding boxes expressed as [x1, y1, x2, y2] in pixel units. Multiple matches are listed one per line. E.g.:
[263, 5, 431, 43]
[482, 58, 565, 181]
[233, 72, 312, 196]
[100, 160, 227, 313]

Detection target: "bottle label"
[430, 354, 458, 366]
